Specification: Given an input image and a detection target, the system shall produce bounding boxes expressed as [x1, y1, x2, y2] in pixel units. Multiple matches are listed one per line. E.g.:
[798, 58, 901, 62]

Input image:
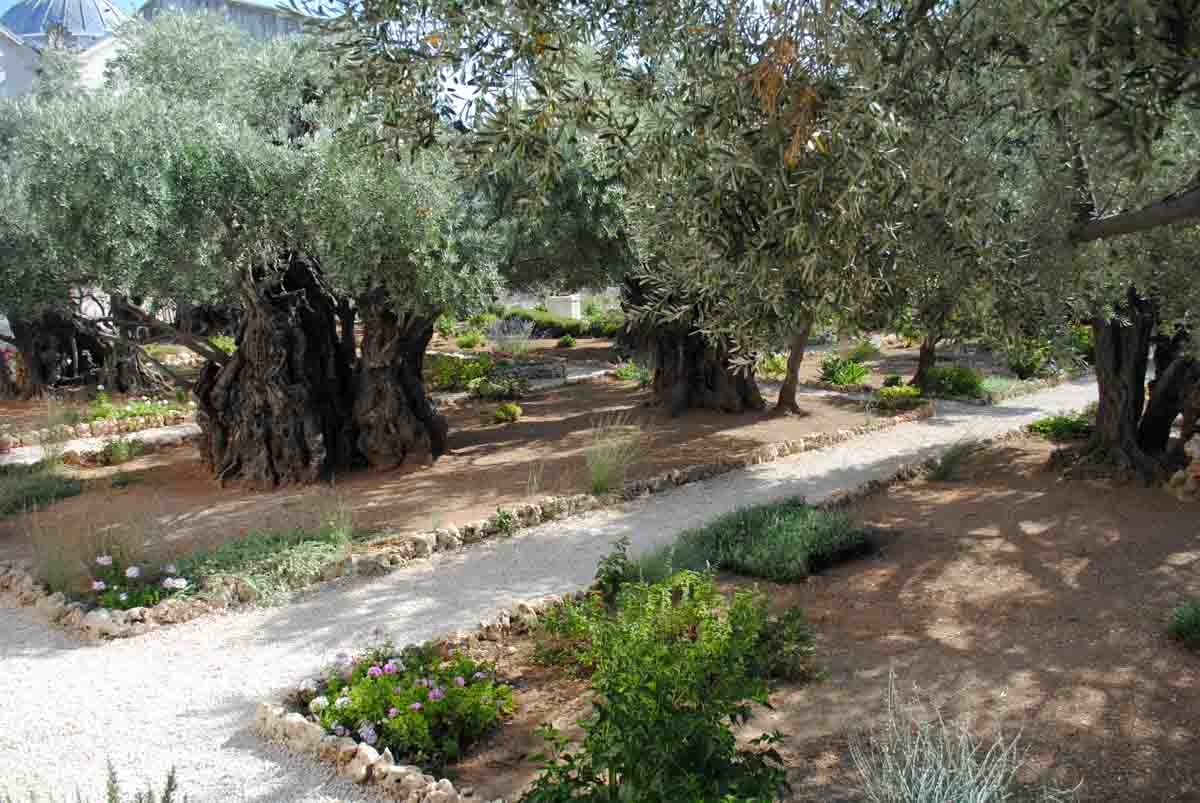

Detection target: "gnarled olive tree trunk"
[194, 252, 363, 485]
[0, 348, 16, 398]
[775, 318, 813, 415]
[353, 291, 447, 467]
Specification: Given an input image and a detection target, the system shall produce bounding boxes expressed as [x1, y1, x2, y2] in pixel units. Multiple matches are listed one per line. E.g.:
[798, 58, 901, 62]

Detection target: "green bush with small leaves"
[612, 361, 651, 387]
[456, 331, 485, 350]
[1167, 600, 1200, 650]
[875, 385, 924, 412]
[491, 507, 518, 536]
[298, 641, 512, 771]
[848, 340, 881, 363]
[523, 570, 792, 803]
[434, 314, 456, 339]
[757, 352, 788, 379]
[1005, 339, 1049, 380]
[922, 364, 985, 398]
[427, 354, 496, 391]
[208, 335, 236, 354]
[883, 374, 904, 387]
[97, 437, 146, 467]
[556, 334, 577, 348]
[468, 374, 528, 401]
[1068, 323, 1094, 364]
[494, 403, 522, 424]
[819, 355, 870, 386]
[1028, 412, 1092, 441]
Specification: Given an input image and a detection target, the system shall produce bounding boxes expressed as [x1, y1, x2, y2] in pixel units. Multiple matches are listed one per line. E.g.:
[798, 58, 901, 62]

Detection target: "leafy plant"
[922, 364, 985, 398]
[89, 550, 188, 611]
[556, 334, 577, 348]
[491, 507, 518, 536]
[883, 374, 904, 387]
[848, 339, 881, 362]
[586, 308, 625, 338]
[593, 536, 636, 603]
[298, 640, 512, 770]
[494, 402, 522, 424]
[1028, 413, 1092, 441]
[1005, 339, 1049, 380]
[0, 462, 81, 519]
[523, 572, 790, 803]
[820, 355, 870, 386]
[637, 498, 873, 584]
[505, 307, 588, 338]
[924, 440, 983, 481]
[756, 352, 788, 379]
[78, 394, 188, 425]
[434, 314, 455, 339]
[472, 312, 501, 330]
[427, 354, 496, 391]
[612, 361, 651, 387]
[174, 514, 355, 604]
[468, 374, 528, 401]
[849, 670, 1076, 803]
[1167, 600, 1200, 650]
[97, 437, 146, 467]
[584, 413, 644, 494]
[1, 763, 187, 803]
[1068, 324, 1094, 364]
[875, 385, 924, 412]
[208, 335, 236, 354]
[456, 331, 485, 350]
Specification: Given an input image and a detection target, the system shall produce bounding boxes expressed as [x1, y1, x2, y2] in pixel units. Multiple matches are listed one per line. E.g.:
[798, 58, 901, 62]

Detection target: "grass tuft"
[1028, 412, 1092, 442]
[637, 498, 873, 584]
[583, 413, 644, 495]
[924, 440, 983, 482]
[0, 462, 82, 519]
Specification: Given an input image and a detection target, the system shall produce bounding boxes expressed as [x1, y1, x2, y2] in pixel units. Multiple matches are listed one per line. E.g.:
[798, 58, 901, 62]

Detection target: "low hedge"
[504, 307, 623, 339]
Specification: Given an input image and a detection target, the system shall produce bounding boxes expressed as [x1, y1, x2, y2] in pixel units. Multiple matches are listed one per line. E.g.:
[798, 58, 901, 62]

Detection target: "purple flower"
[413, 678, 428, 688]
[428, 687, 445, 702]
[454, 676, 466, 687]
[91, 580, 107, 592]
[358, 724, 378, 745]
[383, 661, 398, 675]
[125, 566, 141, 579]
[367, 665, 383, 678]
[408, 702, 422, 711]
[394, 686, 405, 695]
[473, 672, 487, 680]
[388, 707, 399, 719]
[95, 554, 113, 567]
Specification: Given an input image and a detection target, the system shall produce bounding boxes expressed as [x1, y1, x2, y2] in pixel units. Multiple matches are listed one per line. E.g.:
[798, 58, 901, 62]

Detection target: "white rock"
[81, 609, 127, 639]
[341, 742, 379, 783]
[401, 533, 435, 558]
[34, 591, 67, 622]
[435, 528, 462, 551]
[282, 713, 322, 754]
[254, 703, 285, 739]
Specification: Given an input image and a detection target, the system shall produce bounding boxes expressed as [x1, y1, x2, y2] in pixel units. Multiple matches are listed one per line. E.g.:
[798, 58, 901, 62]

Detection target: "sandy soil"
[0, 377, 877, 563]
[442, 437, 1200, 803]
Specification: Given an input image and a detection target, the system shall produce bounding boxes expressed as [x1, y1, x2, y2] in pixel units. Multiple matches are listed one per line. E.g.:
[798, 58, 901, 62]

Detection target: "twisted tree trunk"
[775, 318, 813, 415]
[353, 291, 447, 467]
[912, 329, 941, 391]
[194, 251, 363, 485]
[0, 348, 16, 399]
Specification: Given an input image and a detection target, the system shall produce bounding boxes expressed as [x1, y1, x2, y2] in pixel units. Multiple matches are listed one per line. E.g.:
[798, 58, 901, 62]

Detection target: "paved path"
[0, 378, 1097, 802]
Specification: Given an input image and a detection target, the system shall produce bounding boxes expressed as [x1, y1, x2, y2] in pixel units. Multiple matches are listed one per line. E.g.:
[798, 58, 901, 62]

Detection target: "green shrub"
[468, 374, 528, 401]
[80, 392, 188, 425]
[612, 361, 651, 387]
[922, 364, 984, 398]
[819, 355, 870, 386]
[491, 507, 518, 536]
[1167, 600, 1200, 650]
[1028, 412, 1092, 441]
[757, 352, 788, 379]
[1005, 339, 1048, 380]
[471, 312, 500, 330]
[875, 385, 923, 412]
[208, 335, 236, 354]
[556, 334, 577, 348]
[505, 307, 588, 338]
[88, 549, 188, 611]
[494, 402, 522, 424]
[1068, 323, 1094, 364]
[924, 440, 983, 481]
[883, 374, 904, 387]
[0, 463, 82, 518]
[175, 515, 355, 604]
[456, 331, 484, 350]
[638, 498, 873, 584]
[586, 308, 624, 338]
[434, 314, 455, 339]
[848, 339, 881, 362]
[584, 414, 644, 494]
[298, 641, 512, 770]
[849, 670, 1076, 803]
[97, 436, 146, 467]
[523, 571, 790, 803]
[427, 354, 495, 391]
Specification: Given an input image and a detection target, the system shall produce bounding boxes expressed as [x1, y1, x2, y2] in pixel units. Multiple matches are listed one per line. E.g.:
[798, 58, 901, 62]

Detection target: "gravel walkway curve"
[0, 378, 1097, 802]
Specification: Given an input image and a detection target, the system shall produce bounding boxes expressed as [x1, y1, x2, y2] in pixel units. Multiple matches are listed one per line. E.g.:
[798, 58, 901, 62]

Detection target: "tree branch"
[1071, 183, 1200, 243]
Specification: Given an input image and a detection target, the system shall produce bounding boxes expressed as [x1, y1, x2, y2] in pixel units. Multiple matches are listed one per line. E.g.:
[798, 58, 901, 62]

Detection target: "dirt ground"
[0, 377, 876, 563]
[790, 338, 1020, 388]
[447, 437, 1200, 802]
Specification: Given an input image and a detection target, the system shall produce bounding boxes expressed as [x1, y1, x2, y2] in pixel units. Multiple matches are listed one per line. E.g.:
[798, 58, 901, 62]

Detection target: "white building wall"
[0, 35, 38, 97]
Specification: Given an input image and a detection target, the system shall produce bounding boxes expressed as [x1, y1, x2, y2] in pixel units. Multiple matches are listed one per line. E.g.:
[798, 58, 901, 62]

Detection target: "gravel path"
[0, 378, 1097, 802]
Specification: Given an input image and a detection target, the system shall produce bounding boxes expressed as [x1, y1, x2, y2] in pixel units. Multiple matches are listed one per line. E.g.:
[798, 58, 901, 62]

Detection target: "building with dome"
[1, 0, 130, 49]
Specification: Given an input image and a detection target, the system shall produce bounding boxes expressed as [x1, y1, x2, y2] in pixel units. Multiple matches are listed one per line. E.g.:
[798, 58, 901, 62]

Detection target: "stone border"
[0, 411, 195, 451]
[0, 401, 934, 640]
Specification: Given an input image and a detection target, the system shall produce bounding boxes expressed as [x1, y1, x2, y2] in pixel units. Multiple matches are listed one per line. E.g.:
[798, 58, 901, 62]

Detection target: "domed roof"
[1, 0, 129, 44]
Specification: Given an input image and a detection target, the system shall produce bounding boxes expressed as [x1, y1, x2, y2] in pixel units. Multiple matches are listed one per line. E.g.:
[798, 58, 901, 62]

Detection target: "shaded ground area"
[449, 437, 1200, 803]
[0, 377, 877, 563]
[428, 336, 620, 369]
[791, 338, 1023, 387]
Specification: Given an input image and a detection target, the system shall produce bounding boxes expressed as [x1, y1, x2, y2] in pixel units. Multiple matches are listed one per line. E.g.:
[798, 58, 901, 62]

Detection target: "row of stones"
[1166, 458, 1200, 502]
[0, 411, 195, 450]
[0, 401, 935, 639]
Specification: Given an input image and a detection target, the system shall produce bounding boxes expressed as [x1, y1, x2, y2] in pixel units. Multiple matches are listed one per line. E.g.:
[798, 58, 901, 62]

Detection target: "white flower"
[309, 696, 329, 713]
[97, 385, 105, 391]
[119, 592, 128, 602]
[95, 554, 113, 567]
[164, 563, 178, 575]
[334, 697, 351, 710]
[299, 678, 317, 693]
[125, 566, 141, 579]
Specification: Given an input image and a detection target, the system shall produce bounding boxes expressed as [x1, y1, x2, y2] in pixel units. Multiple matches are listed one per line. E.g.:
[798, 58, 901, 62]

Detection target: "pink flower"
[388, 707, 399, 719]
[409, 702, 422, 711]
[92, 580, 106, 592]
[367, 665, 383, 678]
[428, 687, 445, 701]
[383, 661, 398, 675]
[454, 676, 465, 687]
